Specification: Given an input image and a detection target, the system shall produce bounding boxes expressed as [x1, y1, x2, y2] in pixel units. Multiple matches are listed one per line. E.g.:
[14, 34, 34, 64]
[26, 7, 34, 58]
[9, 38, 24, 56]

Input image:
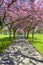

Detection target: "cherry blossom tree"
[0, 0, 43, 40]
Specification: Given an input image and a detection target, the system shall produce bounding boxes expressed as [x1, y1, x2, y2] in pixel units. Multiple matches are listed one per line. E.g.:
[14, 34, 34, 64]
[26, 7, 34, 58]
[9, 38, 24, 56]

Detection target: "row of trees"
[0, 0, 43, 41]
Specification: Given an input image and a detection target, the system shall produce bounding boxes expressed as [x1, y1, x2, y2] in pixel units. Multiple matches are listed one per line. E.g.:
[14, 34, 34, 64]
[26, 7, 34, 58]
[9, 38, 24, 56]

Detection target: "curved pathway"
[0, 38, 43, 65]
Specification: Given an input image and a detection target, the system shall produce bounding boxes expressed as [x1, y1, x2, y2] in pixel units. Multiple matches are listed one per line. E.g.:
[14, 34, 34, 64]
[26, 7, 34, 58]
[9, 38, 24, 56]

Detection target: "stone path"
[0, 39, 43, 65]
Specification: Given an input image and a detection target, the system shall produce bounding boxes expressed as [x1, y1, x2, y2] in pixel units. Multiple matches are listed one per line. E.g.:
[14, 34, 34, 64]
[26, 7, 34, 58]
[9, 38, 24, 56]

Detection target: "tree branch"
[7, 0, 17, 8]
[0, 0, 4, 6]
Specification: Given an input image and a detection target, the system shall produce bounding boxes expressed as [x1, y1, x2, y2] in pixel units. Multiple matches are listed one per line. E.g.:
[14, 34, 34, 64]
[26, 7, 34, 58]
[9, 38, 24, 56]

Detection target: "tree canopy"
[0, 0, 43, 32]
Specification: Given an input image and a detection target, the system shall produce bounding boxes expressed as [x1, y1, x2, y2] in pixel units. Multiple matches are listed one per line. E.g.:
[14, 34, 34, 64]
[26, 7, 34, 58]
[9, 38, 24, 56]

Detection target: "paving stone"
[20, 57, 24, 60]
[0, 39, 43, 65]
[23, 58, 30, 64]
[19, 63, 23, 65]
[0, 57, 1, 60]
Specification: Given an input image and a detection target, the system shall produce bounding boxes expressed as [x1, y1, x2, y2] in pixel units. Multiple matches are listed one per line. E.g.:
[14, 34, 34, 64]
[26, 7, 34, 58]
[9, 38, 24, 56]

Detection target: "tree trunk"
[13, 30, 16, 38]
[32, 28, 34, 42]
[24, 31, 26, 38]
[27, 31, 29, 39]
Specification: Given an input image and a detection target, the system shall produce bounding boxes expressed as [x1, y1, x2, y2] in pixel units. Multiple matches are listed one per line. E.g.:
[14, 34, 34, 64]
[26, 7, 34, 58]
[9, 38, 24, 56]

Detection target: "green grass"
[0, 33, 43, 56]
[0, 34, 14, 52]
[27, 34, 43, 56]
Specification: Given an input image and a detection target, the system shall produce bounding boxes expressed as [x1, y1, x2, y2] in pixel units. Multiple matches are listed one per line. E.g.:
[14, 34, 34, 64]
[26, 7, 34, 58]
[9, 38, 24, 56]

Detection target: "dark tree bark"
[0, 11, 6, 29]
[8, 0, 17, 8]
[2, 11, 6, 23]
[27, 31, 29, 39]
[32, 28, 34, 42]
[0, 0, 4, 6]
[13, 30, 16, 38]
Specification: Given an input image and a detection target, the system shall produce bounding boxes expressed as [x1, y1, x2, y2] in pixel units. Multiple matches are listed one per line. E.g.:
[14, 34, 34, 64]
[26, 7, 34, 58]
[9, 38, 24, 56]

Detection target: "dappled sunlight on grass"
[33, 43, 43, 55]
[28, 34, 43, 56]
[0, 34, 14, 52]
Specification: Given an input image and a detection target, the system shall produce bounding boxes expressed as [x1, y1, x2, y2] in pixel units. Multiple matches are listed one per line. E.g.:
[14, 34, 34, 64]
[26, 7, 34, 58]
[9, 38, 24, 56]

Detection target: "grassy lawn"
[27, 34, 43, 56]
[0, 34, 14, 52]
[0, 33, 43, 56]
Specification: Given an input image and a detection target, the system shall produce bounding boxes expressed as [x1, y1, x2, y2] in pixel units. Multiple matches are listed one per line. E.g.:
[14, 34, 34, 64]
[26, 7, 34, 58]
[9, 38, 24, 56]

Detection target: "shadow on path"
[0, 38, 43, 65]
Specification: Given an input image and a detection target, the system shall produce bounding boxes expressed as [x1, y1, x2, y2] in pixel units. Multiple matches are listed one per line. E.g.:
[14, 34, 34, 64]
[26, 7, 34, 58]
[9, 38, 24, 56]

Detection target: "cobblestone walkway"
[0, 39, 43, 65]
